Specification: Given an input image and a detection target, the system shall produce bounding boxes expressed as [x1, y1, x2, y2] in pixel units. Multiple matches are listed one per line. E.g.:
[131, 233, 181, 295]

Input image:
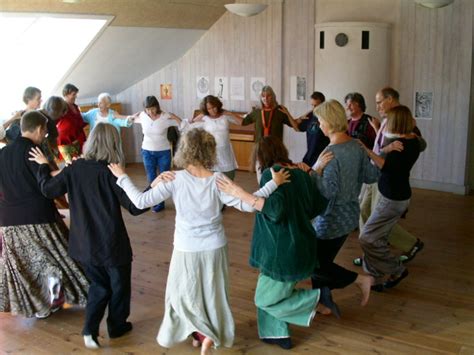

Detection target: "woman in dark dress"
[0, 111, 89, 319]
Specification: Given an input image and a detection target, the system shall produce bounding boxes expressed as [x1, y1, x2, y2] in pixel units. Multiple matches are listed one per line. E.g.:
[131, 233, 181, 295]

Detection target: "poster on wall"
[230, 77, 245, 101]
[160, 84, 172, 100]
[214, 77, 228, 100]
[290, 76, 307, 101]
[414, 91, 433, 120]
[196, 76, 210, 99]
[250, 77, 265, 101]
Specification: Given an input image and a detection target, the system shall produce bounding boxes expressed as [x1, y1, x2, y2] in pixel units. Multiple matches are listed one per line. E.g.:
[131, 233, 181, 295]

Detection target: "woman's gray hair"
[83, 123, 125, 165]
[259, 85, 279, 109]
[98, 92, 112, 104]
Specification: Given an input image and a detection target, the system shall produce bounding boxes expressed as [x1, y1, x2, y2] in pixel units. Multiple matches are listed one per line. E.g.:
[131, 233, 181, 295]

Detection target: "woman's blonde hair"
[313, 99, 348, 133]
[386, 105, 415, 135]
[174, 128, 216, 169]
[83, 123, 125, 165]
[259, 85, 279, 109]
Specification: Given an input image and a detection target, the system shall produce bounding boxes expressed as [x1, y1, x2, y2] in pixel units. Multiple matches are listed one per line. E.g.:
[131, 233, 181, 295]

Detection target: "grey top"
[312, 139, 380, 239]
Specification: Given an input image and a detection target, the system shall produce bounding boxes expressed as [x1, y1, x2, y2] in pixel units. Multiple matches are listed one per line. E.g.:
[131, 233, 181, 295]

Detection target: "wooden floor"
[1, 163, 473, 354]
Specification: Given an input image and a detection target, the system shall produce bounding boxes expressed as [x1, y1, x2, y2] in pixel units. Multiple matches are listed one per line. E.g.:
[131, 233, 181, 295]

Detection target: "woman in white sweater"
[134, 96, 183, 212]
[109, 128, 289, 355]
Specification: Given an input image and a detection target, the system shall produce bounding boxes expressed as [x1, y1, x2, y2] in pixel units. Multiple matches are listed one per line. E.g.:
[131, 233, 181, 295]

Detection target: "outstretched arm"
[278, 105, 300, 132]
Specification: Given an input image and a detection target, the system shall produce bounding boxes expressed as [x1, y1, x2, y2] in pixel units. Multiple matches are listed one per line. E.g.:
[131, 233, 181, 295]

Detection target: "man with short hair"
[295, 91, 330, 166]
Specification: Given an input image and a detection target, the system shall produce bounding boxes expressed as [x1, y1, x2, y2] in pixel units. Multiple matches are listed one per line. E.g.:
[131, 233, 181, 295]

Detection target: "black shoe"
[261, 337, 292, 350]
[371, 284, 384, 292]
[384, 269, 409, 289]
[109, 321, 133, 338]
[319, 286, 341, 319]
[400, 239, 424, 264]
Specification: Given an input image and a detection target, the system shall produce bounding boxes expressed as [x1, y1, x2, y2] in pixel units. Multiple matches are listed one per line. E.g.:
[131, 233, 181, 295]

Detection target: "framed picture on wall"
[290, 76, 306, 101]
[230, 77, 245, 101]
[214, 77, 229, 100]
[196, 76, 210, 99]
[160, 84, 172, 100]
[414, 91, 433, 120]
[250, 77, 265, 101]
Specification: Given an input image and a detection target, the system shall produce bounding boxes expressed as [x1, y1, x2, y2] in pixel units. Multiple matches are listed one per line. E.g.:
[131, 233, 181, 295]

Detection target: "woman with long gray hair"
[30, 122, 149, 350]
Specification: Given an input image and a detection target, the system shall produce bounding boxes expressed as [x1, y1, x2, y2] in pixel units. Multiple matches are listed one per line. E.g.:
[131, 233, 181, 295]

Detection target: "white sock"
[83, 335, 100, 349]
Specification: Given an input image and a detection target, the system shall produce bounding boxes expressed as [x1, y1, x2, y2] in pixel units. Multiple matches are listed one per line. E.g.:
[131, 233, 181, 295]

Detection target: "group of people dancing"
[0, 82, 426, 353]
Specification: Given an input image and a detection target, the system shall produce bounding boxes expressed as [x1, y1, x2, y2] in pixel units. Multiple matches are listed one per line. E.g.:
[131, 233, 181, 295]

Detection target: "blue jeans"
[141, 149, 171, 211]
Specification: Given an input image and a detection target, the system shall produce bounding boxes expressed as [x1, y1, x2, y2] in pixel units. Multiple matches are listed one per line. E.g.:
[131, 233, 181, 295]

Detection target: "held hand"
[151, 171, 176, 188]
[368, 116, 381, 131]
[313, 150, 334, 175]
[296, 162, 311, 173]
[108, 163, 126, 178]
[28, 147, 49, 165]
[270, 167, 291, 186]
[216, 175, 244, 198]
[382, 140, 404, 154]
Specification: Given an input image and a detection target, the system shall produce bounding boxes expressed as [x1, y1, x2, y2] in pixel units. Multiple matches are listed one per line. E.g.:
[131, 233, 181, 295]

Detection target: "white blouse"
[136, 111, 179, 152]
[191, 115, 238, 172]
[117, 170, 277, 252]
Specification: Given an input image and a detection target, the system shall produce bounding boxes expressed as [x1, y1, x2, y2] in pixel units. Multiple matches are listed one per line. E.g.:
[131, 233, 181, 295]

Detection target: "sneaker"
[47, 276, 61, 304]
[353, 257, 363, 266]
[35, 309, 51, 319]
[400, 239, 424, 263]
[83, 335, 100, 349]
[261, 337, 292, 350]
[152, 204, 165, 213]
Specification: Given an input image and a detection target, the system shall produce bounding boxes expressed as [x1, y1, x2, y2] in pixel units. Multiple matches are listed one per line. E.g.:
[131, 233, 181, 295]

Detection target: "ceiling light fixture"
[414, 0, 454, 9]
[224, 3, 268, 17]
[62, 0, 81, 4]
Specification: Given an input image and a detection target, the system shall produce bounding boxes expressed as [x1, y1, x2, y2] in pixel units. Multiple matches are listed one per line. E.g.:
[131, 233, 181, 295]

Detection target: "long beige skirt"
[0, 222, 89, 317]
[157, 245, 234, 348]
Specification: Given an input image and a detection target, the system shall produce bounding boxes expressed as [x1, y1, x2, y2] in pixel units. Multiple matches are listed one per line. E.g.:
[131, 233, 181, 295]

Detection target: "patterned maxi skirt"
[157, 245, 234, 348]
[0, 221, 89, 317]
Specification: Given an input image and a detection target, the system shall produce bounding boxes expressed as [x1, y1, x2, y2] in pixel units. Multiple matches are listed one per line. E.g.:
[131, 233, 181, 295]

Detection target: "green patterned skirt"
[0, 221, 89, 317]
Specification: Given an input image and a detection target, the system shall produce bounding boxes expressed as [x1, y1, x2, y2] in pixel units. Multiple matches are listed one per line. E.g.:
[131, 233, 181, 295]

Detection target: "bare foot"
[316, 303, 332, 315]
[355, 274, 374, 306]
[201, 337, 214, 355]
[192, 339, 201, 348]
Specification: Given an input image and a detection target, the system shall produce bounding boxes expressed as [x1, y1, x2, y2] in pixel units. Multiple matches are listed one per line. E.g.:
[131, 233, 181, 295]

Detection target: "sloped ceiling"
[61, 26, 206, 99]
[0, 0, 230, 28]
[0, 0, 232, 99]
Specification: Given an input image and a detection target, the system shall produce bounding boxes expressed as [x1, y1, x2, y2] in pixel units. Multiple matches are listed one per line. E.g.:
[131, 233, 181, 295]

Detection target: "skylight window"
[0, 13, 110, 120]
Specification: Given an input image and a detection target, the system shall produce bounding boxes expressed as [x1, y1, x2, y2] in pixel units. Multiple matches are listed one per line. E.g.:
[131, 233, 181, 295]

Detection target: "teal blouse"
[249, 165, 327, 282]
[82, 108, 132, 131]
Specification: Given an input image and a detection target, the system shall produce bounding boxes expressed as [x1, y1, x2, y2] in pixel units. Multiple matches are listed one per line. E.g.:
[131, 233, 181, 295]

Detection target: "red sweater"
[56, 103, 86, 148]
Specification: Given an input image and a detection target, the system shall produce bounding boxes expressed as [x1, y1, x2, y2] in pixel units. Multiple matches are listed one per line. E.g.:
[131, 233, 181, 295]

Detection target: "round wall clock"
[335, 33, 348, 47]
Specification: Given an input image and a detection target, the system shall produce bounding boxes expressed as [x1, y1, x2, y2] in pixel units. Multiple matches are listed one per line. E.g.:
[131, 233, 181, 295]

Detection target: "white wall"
[116, 0, 473, 194]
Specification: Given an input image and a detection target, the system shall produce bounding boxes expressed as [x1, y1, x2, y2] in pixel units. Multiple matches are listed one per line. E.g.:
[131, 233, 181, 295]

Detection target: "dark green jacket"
[249, 165, 327, 282]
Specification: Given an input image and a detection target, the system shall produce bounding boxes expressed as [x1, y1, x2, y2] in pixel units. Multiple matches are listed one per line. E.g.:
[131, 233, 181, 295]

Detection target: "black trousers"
[82, 263, 132, 337]
[311, 235, 358, 290]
